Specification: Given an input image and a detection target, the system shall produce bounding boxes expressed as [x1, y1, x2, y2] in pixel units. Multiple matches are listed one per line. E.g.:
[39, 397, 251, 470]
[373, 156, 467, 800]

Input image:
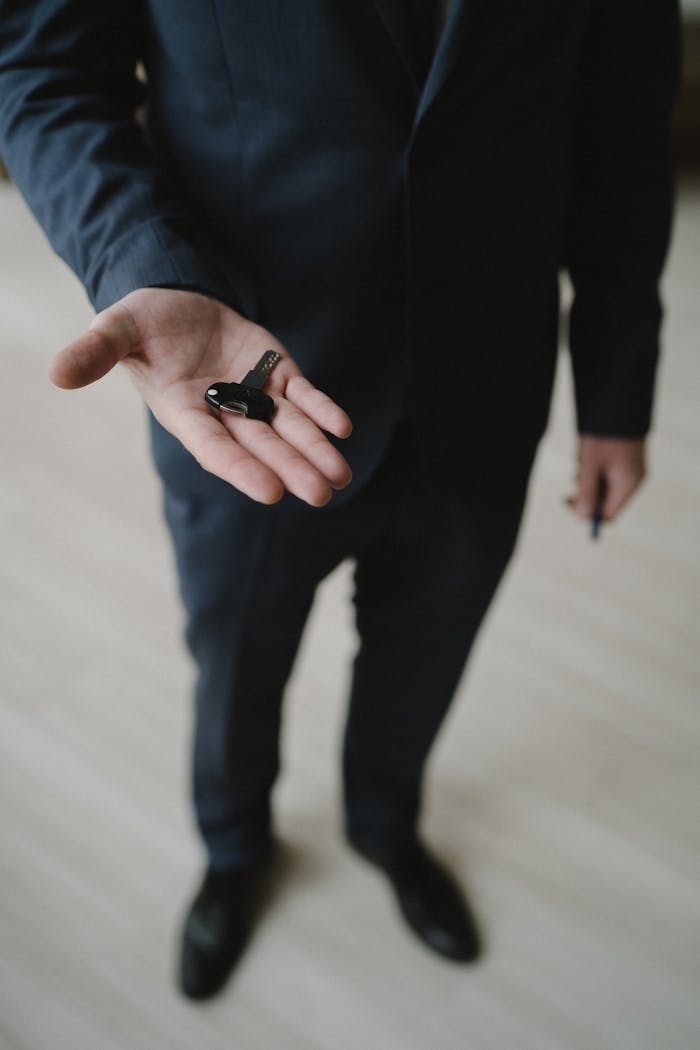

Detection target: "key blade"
[242, 350, 282, 389]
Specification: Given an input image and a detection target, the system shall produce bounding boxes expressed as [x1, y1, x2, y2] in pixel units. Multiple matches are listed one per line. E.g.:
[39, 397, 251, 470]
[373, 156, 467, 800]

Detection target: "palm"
[50, 288, 353, 505]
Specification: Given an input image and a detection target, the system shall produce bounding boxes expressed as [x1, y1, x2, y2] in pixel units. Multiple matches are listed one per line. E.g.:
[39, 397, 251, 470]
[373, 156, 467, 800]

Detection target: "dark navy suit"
[0, 2, 680, 866]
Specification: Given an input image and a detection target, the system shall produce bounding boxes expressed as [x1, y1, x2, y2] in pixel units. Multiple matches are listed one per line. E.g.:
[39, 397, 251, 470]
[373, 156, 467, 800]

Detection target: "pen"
[591, 475, 607, 541]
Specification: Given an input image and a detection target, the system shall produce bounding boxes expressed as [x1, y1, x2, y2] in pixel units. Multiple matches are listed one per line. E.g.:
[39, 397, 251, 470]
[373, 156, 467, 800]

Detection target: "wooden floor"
[1, 178, 698, 1050]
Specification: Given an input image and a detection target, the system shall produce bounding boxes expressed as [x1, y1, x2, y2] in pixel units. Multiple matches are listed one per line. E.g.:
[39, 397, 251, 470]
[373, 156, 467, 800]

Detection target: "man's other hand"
[565, 434, 647, 524]
[49, 288, 353, 506]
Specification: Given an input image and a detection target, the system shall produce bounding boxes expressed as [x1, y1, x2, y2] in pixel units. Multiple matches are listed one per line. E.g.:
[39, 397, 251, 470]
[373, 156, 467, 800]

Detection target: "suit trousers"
[149, 414, 529, 870]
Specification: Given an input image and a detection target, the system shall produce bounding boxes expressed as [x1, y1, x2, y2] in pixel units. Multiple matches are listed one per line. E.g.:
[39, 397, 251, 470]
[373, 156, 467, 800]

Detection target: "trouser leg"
[149, 417, 352, 870]
[342, 459, 527, 851]
[168, 493, 317, 868]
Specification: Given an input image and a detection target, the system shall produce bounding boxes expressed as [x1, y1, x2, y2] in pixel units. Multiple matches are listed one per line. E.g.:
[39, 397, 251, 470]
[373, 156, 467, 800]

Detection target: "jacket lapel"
[372, 1, 477, 126]
[415, 0, 471, 126]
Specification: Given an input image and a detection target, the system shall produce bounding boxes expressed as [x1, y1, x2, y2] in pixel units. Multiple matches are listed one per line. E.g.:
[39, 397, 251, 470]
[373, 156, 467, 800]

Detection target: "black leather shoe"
[178, 848, 274, 1000]
[348, 835, 483, 962]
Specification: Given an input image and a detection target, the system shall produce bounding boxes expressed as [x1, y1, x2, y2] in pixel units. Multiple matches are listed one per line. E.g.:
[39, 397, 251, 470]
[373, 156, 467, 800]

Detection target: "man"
[0, 0, 680, 1001]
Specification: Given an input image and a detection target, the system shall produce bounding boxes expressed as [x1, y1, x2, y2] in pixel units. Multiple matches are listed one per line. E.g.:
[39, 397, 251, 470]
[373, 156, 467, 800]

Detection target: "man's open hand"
[49, 288, 353, 506]
[566, 434, 647, 524]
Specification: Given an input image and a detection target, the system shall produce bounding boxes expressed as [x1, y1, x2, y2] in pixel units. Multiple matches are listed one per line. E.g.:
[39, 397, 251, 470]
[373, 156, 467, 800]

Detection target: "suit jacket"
[0, 1, 681, 506]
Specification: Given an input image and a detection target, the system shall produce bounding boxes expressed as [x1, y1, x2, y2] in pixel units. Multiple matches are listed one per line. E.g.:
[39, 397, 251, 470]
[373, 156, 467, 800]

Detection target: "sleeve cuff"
[85, 214, 246, 316]
[568, 286, 663, 437]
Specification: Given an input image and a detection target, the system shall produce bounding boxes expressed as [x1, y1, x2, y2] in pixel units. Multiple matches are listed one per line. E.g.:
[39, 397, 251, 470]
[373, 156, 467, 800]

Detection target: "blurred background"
[1, 6, 699, 1050]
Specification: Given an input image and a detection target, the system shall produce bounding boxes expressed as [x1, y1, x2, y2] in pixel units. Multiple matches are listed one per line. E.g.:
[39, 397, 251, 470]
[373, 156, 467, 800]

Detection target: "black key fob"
[205, 382, 275, 422]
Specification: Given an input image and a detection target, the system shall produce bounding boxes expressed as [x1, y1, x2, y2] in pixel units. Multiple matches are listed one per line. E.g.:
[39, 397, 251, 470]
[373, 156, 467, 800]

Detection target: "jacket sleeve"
[0, 0, 242, 313]
[565, 0, 682, 438]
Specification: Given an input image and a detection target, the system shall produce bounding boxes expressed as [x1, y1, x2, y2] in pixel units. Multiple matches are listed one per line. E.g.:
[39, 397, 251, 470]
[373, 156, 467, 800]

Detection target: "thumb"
[48, 301, 139, 389]
[571, 452, 603, 520]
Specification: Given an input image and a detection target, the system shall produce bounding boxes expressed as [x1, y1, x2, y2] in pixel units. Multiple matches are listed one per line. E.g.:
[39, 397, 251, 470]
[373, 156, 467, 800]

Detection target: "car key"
[204, 350, 282, 422]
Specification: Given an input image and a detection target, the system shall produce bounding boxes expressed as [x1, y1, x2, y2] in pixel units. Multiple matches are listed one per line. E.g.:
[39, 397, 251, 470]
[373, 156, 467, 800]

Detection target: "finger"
[572, 455, 602, 519]
[271, 399, 352, 489]
[283, 374, 353, 438]
[49, 302, 139, 389]
[223, 413, 334, 507]
[162, 406, 285, 504]
[49, 329, 126, 388]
